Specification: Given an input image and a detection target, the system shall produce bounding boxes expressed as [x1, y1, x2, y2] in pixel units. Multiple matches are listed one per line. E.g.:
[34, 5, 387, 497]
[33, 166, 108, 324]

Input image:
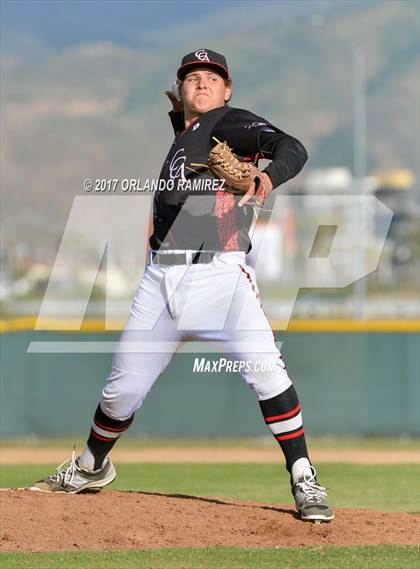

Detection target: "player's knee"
[101, 377, 151, 420]
[101, 387, 144, 420]
[248, 370, 292, 402]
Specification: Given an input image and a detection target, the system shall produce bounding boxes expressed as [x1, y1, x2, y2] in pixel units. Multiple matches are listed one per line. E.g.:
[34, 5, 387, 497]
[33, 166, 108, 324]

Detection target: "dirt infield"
[1, 447, 419, 464]
[1, 489, 418, 552]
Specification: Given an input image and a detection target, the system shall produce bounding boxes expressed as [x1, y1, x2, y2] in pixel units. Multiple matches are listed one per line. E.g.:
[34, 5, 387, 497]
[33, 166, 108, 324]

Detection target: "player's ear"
[224, 79, 232, 103]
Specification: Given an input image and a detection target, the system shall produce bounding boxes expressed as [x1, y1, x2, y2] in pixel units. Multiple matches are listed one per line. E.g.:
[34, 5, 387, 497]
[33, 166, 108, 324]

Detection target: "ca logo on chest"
[169, 148, 187, 181]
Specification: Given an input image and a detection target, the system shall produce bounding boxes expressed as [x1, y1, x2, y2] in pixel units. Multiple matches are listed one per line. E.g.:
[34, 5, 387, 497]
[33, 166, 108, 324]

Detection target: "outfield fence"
[1, 320, 418, 438]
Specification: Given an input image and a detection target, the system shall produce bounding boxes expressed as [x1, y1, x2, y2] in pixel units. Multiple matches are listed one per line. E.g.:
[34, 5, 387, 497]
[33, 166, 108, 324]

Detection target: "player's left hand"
[238, 172, 273, 208]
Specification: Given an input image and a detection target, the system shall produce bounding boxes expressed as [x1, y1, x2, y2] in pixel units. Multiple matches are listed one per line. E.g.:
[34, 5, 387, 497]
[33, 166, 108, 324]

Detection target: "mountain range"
[1, 0, 418, 262]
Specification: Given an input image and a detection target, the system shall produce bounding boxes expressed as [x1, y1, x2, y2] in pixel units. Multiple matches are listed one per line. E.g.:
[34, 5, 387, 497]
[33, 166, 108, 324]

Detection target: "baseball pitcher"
[29, 49, 334, 523]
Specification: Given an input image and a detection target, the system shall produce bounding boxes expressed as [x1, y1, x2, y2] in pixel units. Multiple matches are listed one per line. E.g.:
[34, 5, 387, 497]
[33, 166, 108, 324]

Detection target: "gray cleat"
[27, 449, 116, 493]
[292, 466, 334, 522]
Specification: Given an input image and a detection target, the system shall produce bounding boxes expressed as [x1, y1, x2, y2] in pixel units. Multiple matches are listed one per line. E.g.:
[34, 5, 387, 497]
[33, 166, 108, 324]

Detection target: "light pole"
[352, 47, 368, 316]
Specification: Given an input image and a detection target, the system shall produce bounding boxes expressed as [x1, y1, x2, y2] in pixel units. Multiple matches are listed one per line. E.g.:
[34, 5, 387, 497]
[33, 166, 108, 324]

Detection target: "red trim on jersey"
[265, 404, 301, 424]
[275, 428, 305, 441]
[215, 189, 239, 251]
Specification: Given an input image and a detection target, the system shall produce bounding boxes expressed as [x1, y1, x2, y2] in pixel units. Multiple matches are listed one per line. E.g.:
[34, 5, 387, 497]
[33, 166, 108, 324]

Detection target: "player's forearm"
[259, 130, 308, 189]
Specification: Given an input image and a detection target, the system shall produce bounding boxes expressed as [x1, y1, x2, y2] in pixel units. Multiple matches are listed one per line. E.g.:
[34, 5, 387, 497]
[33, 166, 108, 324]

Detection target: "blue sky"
[2, 1, 215, 47]
[1, 0, 323, 50]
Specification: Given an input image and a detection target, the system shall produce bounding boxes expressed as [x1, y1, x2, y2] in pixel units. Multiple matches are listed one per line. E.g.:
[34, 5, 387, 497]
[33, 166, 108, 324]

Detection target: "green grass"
[1, 435, 419, 450]
[2, 463, 419, 512]
[1, 546, 419, 569]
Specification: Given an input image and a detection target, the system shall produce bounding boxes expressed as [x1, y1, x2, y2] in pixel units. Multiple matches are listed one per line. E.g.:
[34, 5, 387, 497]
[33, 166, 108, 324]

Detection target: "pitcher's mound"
[1, 489, 418, 552]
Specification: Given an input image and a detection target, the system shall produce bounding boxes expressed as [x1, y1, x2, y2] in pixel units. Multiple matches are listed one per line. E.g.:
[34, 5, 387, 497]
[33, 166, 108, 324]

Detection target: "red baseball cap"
[177, 49, 230, 80]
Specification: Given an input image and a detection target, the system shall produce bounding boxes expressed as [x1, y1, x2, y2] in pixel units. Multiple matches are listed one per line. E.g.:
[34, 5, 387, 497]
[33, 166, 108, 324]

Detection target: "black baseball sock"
[259, 385, 310, 473]
[85, 404, 134, 470]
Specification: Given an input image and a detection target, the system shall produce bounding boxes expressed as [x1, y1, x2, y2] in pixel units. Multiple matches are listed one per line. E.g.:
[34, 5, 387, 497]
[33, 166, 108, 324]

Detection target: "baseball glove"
[191, 138, 267, 207]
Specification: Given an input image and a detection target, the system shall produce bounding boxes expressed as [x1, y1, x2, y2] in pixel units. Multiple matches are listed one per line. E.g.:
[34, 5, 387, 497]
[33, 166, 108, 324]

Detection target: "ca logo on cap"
[195, 49, 209, 62]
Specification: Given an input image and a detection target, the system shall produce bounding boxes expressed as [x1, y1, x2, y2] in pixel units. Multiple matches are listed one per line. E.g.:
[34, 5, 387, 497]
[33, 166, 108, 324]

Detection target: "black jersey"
[149, 106, 307, 252]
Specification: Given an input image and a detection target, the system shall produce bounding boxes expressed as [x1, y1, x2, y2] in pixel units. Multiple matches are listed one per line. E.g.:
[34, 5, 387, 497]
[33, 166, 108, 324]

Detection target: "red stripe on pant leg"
[239, 266, 282, 354]
[265, 404, 301, 423]
[239, 264, 286, 370]
[275, 428, 305, 441]
[239, 265, 261, 301]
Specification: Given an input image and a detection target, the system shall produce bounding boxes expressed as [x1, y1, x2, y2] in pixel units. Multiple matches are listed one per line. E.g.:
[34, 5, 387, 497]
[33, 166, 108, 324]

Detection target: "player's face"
[181, 68, 231, 115]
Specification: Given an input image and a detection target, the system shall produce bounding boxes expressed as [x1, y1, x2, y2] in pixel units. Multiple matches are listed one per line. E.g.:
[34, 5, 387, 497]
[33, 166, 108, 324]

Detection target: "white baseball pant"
[100, 251, 292, 420]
